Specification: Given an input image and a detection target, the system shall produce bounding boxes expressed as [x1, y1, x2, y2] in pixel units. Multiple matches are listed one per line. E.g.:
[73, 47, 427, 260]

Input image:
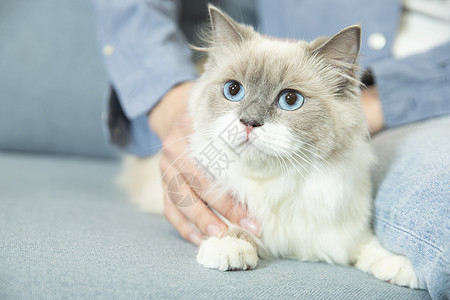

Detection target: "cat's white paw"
[197, 236, 258, 271]
[356, 253, 419, 288]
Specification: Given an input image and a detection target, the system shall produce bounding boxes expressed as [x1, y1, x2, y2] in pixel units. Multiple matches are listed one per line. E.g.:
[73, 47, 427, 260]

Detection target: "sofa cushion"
[0, 151, 431, 299]
[0, 0, 116, 158]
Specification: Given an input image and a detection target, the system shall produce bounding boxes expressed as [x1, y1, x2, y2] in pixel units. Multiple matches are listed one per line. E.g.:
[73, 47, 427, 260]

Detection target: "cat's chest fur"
[216, 144, 373, 265]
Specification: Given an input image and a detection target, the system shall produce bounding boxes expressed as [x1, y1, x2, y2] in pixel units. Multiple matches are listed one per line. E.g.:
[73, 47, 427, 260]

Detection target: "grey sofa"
[0, 1, 434, 298]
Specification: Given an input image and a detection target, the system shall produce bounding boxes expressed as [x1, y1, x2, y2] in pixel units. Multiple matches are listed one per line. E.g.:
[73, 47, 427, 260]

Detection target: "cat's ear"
[312, 25, 361, 67]
[208, 4, 246, 45]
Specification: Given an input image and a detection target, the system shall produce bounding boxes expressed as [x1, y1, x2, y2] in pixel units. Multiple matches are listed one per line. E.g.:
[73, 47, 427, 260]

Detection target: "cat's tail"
[117, 155, 164, 214]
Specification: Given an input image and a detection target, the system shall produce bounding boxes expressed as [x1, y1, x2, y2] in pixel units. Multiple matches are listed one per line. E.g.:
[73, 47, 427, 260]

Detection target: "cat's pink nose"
[240, 119, 263, 138]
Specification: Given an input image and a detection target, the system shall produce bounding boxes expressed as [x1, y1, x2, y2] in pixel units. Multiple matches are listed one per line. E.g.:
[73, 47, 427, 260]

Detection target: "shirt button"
[103, 44, 114, 56]
[367, 33, 386, 51]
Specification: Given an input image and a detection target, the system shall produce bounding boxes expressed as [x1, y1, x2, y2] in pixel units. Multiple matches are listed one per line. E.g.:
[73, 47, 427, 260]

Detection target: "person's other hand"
[361, 86, 384, 134]
[149, 82, 260, 246]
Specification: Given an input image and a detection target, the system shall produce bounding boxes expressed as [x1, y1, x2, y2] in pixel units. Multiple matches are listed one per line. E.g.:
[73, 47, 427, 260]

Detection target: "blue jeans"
[371, 116, 450, 299]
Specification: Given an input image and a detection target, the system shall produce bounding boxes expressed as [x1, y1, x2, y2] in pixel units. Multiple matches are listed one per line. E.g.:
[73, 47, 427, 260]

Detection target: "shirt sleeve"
[93, 0, 198, 156]
[369, 41, 450, 129]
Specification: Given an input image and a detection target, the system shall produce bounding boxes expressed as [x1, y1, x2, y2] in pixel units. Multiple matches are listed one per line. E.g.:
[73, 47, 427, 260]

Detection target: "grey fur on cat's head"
[189, 5, 368, 177]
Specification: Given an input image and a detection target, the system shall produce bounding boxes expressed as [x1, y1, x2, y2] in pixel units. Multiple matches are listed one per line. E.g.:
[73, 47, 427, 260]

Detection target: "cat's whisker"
[299, 145, 337, 172]
[284, 155, 307, 181]
[285, 152, 312, 177]
[297, 140, 329, 157]
[299, 148, 335, 175]
[255, 139, 304, 176]
[291, 151, 322, 174]
[254, 139, 286, 169]
[268, 137, 324, 173]
[298, 141, 338, 165]
[271, 153, 285, 174]
[274, 155, 284, 173]
[276, 148, 309, 180]
[275, 153, 290, 175]
[304, 151, 332, 167]
[299, 149, 317, 167]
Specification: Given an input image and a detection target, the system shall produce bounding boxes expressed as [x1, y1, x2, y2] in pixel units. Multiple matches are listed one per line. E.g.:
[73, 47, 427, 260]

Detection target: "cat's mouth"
[230, 129, 261, 150]
[227, 132, 275, 159]
[212, 114, 276, 160]
[237, 132, 256, 146]
[215, 118, 260, 148]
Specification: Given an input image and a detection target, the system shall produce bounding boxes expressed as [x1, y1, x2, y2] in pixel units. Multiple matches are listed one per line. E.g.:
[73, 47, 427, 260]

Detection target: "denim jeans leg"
[370, 116, 450, 299]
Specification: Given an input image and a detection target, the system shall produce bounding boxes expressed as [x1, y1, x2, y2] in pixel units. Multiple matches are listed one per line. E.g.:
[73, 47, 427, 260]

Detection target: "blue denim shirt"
[94, 0, 450, 156]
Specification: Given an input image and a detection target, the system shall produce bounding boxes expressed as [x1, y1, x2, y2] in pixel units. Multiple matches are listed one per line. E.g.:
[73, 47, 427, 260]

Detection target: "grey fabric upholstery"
[0, 0, 435, 298]
[0, 152, 431, 299]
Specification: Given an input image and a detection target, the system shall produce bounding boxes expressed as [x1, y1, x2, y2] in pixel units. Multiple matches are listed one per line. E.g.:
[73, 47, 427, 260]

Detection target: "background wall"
[0, 0, 117, 158]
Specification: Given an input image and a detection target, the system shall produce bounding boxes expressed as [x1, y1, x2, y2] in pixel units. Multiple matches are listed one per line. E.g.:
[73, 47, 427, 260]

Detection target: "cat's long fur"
[121, 5, 419, 288]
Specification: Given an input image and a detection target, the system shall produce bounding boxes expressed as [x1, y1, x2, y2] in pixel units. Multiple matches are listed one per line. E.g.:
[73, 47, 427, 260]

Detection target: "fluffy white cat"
[120, 5, 419, 289]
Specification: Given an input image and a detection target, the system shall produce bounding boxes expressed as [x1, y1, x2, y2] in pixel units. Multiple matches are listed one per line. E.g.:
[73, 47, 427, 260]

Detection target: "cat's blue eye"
[223, 80, 245, 102]
[278, 90, 304, 111]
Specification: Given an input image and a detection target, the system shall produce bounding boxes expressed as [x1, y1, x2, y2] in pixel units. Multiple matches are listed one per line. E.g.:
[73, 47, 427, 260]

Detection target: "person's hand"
[149, 82, 260, 246]
[361, 86, 384, 134]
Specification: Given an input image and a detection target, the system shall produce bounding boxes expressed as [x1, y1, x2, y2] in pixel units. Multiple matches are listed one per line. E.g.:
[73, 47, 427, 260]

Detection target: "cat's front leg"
[355, 235, 419, 288]
[197, 226, 258, 271]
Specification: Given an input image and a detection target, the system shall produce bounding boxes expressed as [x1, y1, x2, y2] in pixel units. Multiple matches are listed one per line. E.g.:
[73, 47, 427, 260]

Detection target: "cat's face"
[189, 6, 368, 178]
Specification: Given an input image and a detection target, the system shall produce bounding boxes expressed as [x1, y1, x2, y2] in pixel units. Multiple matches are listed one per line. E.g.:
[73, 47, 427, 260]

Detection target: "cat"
[121, 5, 419, 289]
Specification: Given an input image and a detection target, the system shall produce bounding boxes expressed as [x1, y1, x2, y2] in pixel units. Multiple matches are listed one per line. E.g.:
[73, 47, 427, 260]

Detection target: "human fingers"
[161, 128, 260, 236]
[160, 111, 260, 237]
[206, 193, 260, 237]
[160, 155, 228, 238]
[162, 185, 203, 246]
